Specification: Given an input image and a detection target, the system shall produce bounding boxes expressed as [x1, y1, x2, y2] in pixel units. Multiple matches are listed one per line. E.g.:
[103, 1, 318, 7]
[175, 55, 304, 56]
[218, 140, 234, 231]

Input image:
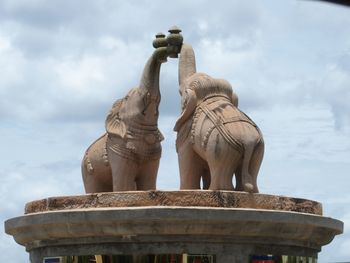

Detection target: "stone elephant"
[82, 42, 169, 193]
[174, 44, 264, 193]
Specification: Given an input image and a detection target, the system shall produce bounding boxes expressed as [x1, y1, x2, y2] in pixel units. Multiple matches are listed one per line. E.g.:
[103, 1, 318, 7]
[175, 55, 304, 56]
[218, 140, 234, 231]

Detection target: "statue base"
[5, 190, 343, 263]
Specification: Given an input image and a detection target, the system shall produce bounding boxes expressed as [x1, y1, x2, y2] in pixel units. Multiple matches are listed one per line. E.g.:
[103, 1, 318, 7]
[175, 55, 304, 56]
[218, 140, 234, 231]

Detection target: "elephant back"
[194, 97, 261, 153]
[203, 98, 245, 123]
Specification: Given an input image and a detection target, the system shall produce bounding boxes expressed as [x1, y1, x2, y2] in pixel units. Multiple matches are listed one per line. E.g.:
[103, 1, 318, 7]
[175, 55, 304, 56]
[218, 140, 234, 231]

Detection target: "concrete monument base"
[5, 191, 343, 263]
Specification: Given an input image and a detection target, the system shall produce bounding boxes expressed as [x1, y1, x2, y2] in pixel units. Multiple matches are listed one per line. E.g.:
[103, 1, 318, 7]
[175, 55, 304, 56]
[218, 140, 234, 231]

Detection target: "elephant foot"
[244, 183, 254, 193]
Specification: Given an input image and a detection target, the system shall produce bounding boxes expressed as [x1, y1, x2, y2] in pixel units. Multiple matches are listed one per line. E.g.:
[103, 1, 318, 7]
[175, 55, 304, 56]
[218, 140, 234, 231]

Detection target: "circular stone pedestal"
[5, 191, 343, 263]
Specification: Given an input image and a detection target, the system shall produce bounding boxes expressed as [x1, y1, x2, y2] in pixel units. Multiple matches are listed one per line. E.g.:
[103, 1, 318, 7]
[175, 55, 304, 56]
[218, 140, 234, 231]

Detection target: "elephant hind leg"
[208, 165, 236, 191]
[208, 151, 241, 191]
[204, 130, 242, 190]
[248, 140, 264, 193]
[234, 163, 244, 192]
[235, 141, 264, 193]
[201, 165, 211, 189]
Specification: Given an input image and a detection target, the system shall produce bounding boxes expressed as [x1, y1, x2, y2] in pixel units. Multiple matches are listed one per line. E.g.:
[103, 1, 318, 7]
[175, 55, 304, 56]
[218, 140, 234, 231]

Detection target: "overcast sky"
[1, 0, 349, 262]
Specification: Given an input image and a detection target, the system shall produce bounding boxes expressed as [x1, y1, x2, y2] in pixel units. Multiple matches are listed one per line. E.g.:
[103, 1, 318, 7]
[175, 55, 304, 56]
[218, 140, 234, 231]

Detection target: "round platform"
[5, 191, 343, 263]
[24, 190, 322, 215]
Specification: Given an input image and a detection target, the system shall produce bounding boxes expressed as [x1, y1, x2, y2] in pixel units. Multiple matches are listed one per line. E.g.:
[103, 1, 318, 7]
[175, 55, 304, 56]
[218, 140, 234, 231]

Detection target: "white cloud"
[0, 34, 11, 52]
[55, 56, 106, 93]
[1, 1, 350, 262]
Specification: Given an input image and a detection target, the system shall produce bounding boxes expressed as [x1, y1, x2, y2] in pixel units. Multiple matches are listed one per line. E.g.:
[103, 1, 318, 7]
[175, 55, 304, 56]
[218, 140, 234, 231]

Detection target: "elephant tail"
[240, 143, 255, 193]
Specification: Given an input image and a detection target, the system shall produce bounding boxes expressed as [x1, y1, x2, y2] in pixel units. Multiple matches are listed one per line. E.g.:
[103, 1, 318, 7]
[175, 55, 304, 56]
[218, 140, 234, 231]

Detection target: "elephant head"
[105, 28, 182, 140]
[174, 44, 238, 132]
[106, 46, 168, 139]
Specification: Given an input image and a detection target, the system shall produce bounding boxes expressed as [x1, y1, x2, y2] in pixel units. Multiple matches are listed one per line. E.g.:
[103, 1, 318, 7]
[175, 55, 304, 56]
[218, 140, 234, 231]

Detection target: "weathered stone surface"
[5, 192, 343, 262]
[82, 28, 183, 193]
[5, 206, 343, 260]
[175, 43, 264, 193]
[24, 190, 322, 215]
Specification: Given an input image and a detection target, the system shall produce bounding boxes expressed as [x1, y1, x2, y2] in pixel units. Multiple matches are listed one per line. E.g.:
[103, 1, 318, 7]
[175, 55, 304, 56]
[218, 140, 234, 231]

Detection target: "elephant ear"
[174, 89, 197, 132]
[105, 99, 127, 138]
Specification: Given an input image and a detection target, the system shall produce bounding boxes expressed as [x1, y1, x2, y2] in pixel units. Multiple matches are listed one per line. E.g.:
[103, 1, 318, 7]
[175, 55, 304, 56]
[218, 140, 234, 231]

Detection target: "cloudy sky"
[0, 0, 349, 262]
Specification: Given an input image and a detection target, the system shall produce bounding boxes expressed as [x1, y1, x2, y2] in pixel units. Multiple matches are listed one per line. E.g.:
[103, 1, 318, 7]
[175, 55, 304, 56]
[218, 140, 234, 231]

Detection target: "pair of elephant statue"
[82, 28, 264, 194]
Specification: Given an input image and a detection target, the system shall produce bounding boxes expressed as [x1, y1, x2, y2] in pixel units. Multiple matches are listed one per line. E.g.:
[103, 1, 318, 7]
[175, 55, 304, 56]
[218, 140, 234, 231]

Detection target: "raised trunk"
[178, 43, 197, 94]
[139, 47, 167, 97]
[123, 46, 167, 127]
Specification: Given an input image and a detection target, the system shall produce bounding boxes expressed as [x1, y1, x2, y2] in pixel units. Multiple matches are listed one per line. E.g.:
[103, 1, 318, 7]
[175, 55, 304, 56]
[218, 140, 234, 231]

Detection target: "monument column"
[30, 249, 43, 263]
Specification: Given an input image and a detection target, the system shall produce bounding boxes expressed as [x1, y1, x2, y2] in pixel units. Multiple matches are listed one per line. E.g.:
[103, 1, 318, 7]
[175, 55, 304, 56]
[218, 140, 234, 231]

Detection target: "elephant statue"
[82, 30, 183, 193]
[174, 44, 264, 193]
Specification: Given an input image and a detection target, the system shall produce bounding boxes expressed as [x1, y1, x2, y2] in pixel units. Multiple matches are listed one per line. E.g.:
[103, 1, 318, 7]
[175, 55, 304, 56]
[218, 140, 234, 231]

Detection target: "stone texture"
[24, 190, 322, 215]
[81, 28, 183, 193]
[5, 192, 343, 263]
[5, 206, 343, 262]
[175, 43, 264, 193]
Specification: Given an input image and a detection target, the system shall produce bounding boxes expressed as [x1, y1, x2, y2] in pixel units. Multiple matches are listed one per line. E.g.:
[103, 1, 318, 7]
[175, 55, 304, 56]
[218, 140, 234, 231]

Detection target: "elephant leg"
[248, 140, 264, 193]
[178, 140, 207, 189]
[201, 165, 211, 189]
[208, 156, 238, 191]
[107, 150, 137, 191]
[235, 141, 264, 193]
[136, 158, 159, 190]
[205, 131, 241, 190]
[234, 163, 244, 191]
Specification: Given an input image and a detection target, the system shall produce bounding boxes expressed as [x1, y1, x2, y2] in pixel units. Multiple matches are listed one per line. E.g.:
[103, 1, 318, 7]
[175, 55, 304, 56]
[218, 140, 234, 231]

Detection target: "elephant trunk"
[178, 43, 197, 94]
[139, 47, 168, 96]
